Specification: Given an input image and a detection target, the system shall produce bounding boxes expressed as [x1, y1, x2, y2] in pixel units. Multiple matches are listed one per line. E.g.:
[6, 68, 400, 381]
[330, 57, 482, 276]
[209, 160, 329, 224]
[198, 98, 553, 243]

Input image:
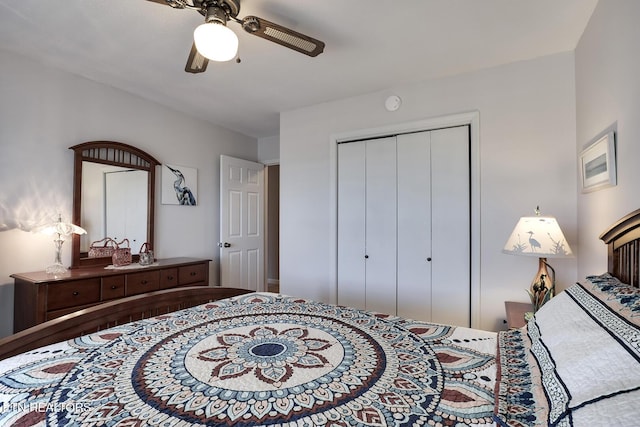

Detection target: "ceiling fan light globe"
[193, 23, 239, 62]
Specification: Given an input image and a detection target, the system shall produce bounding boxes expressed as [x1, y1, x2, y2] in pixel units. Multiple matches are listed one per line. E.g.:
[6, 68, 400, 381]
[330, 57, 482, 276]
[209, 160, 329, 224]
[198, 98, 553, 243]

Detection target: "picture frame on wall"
[580, 130, 616, 193]
[161, 164, 198, 205]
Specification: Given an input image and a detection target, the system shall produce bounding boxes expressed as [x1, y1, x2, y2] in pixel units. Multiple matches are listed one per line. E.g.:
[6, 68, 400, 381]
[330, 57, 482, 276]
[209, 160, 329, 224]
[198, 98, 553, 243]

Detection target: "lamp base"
[45, 262, 68, 275]
[46, 238, 68, 275]
[528, 257, 555, 312]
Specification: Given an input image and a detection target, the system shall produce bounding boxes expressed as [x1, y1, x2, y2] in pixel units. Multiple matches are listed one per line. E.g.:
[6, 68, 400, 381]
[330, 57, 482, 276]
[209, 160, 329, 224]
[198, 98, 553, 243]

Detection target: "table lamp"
[41, 214, 87, 274]
[502, 207, 572, 311]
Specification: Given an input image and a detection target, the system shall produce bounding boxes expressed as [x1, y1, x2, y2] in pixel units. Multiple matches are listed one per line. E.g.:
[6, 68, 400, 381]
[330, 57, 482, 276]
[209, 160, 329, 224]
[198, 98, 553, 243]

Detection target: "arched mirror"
[70, 141, 160, 268]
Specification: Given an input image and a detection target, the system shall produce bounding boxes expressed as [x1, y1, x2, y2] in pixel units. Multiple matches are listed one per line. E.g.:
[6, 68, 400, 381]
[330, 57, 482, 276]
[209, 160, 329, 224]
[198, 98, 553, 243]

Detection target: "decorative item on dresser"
[11, 257, 210, 333]
[138, 242, 154, 266]
[111, 238, 132, 266]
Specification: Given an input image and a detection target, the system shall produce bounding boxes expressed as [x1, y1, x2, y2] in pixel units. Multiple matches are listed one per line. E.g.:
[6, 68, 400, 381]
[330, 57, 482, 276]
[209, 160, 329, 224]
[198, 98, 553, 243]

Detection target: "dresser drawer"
[47, 279, 101, 311]
[126, 271, 160, 295]
[159, 268, 178, 290]
[102, 275, 125, 300]
[179, 263, 207, 285]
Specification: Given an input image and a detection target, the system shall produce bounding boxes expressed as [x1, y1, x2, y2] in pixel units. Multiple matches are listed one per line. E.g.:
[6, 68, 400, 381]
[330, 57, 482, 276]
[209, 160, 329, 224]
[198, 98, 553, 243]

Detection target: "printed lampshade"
[502, 216, 572, 258]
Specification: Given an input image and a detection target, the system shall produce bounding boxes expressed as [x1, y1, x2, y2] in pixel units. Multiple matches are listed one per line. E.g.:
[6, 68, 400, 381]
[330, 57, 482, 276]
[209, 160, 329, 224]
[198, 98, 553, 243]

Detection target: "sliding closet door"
[337, 137, 397, 314]
[396, 132, 432, 321]
[337, 141, 366, 310]
[430, 126, 470, 326]
[364, 137, 397, 315]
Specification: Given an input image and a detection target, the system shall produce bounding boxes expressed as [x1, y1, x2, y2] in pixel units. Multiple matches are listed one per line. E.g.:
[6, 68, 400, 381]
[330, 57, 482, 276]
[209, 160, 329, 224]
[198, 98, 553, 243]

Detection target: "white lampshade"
[503, 215, 572, 258]
[193, 22, 239, 62]
[40, 217, 86, 238]
[41, 222, 86, 237]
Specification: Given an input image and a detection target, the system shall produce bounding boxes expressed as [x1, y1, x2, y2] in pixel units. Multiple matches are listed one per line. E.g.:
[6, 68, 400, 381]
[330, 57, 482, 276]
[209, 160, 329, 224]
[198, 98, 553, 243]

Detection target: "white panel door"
[364, 137, 397, 315]
[396, 132, 432, 321]
[337, 141, 366, 310]
[431, 126, 470, 326]
[220, 155, 264, 291]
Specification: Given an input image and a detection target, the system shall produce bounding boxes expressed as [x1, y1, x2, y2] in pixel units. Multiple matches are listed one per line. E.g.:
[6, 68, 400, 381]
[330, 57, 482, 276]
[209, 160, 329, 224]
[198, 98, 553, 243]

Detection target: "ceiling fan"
[146, 0, 325, 73]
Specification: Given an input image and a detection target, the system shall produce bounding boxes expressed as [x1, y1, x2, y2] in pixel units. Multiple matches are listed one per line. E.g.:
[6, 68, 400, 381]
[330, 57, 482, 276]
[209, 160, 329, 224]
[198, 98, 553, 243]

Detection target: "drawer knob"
[167, 276, 174, 280]
[141, 280, 148, 285]
[111, 285, 117, 290]
[190, 272, 196, 276]
[72, 291, 79, 296]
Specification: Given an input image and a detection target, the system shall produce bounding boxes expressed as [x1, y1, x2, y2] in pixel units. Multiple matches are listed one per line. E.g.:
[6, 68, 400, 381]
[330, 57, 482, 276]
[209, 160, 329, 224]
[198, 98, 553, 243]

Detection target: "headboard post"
[599, 208, 640, 288]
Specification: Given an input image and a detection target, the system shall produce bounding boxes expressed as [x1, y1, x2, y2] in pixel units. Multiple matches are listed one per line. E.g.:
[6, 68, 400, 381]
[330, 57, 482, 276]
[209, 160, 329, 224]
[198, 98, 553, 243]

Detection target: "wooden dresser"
[12, 257, 210, 333]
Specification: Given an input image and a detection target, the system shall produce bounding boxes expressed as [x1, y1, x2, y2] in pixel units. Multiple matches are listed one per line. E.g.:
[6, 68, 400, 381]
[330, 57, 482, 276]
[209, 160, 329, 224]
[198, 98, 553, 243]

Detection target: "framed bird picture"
[161, 164, 198, 206]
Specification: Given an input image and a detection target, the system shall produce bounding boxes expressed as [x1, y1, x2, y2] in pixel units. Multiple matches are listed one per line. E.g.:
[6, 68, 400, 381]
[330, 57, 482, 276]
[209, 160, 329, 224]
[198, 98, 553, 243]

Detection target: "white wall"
[280, 52, 578, 331]
[575, 0, 640, 278]
[0, 51, 257, 338]
[258, 135, 280, 164]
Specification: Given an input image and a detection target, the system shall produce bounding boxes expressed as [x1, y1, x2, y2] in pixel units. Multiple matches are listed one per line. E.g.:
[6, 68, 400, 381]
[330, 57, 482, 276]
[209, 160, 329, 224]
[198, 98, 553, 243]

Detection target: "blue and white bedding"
[495, 273, 640, 426]
[0, 293, 497, 426]
[1, 275, 638, 427]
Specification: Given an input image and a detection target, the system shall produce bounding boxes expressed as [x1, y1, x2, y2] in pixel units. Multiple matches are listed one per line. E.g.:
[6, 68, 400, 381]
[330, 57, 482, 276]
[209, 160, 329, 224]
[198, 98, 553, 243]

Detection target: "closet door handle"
[364, 255, 369, 259]
[426, 257, 432, 262]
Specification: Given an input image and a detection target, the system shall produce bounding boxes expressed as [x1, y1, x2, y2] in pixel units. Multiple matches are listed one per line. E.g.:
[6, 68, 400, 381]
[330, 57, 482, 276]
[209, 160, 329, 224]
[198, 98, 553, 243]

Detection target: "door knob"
[218, 242, 231, 248]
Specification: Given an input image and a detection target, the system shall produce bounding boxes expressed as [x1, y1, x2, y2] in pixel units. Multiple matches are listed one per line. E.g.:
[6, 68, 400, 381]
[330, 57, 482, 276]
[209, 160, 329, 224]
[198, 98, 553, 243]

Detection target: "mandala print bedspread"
[0, 293, 497, 426]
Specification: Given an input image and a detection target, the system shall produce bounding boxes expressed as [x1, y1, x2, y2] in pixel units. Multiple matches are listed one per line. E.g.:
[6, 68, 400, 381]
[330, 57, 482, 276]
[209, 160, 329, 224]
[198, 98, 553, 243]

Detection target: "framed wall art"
[580, 130, 616, 193]
[161, 164, 198, 205]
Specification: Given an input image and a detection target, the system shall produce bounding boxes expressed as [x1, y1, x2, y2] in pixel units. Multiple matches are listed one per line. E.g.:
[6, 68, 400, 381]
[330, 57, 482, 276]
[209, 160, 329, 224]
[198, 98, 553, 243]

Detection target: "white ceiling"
[0, 0, 598, 139]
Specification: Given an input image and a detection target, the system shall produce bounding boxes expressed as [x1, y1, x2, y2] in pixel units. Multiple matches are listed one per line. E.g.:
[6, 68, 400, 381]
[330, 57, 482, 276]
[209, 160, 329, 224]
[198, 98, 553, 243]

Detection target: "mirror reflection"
[80, 162, 148, 255]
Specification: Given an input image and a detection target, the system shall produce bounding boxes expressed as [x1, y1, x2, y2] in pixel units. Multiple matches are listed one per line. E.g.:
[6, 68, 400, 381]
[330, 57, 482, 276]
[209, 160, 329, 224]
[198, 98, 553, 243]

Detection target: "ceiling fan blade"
[144, 0, 199, 8]
[241, 16, 324, 57]
[185, 42, 209, 73]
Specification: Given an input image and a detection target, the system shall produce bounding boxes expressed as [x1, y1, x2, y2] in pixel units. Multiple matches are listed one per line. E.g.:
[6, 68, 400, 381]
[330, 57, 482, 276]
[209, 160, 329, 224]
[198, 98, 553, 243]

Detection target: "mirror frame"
[70, 141, 160, 268]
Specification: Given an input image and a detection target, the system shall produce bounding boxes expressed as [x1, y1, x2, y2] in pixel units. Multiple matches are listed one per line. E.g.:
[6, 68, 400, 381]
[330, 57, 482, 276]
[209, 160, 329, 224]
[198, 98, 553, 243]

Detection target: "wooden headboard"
[599, 208, 640, 288]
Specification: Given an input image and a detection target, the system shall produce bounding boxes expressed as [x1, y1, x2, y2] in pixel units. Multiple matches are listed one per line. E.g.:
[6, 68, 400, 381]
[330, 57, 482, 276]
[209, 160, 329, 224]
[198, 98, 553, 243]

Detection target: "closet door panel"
[430, 126, 470, 327]
[337, 142, 366, 310]
[397, 132, 432, 321]
[365, 137, 397, 315]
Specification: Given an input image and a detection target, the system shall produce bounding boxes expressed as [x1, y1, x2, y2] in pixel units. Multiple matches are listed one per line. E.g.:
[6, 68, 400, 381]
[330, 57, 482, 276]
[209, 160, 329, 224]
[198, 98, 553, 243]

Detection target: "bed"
[1, 210, 639, 426]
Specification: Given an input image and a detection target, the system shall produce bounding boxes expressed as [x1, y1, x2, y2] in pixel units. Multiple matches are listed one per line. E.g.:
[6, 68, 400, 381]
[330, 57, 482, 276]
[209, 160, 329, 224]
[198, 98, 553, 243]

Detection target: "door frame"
[329, 111, 481, 328]
[263, 162, 280, 293]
